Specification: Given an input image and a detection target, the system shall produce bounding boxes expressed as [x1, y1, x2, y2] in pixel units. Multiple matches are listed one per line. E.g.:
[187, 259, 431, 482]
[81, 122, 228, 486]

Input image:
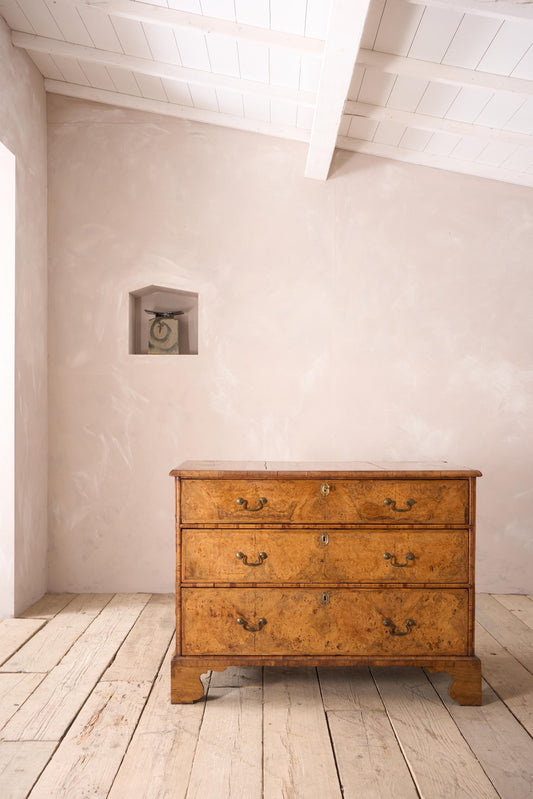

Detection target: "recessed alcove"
[129, 285, 198, 355]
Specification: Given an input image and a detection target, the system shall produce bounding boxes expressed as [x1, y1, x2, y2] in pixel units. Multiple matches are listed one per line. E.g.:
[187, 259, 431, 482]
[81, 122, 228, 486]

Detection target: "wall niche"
[129, 285, 198, 355]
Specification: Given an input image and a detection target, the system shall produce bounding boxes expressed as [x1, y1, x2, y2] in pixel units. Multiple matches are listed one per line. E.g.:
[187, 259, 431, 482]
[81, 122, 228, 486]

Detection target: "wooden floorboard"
[0, 620, 46, 667]
[1, 595, 113, 673]
[428, 672, 533, 799]
[0, 592, 531, 799]
[492, 594, 533, 630]
[108, 641, 209, 799]
[319, 667, 419, 798]
[371, 666, 500, 799]
[187, 667, 263, 799]
[476, 594, 533, 674]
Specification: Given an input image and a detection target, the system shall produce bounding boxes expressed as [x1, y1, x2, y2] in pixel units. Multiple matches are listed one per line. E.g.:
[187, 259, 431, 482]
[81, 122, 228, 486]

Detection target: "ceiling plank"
[345, 100, 533, 147]
[46, 0, 324, 54]
[404, 0, 533, 23]
[336, 135, 533, 188]
[12, 32, 315, 106]
[358, 49, 533, 101]
[44, 78, 312, 142]
[305, 0, 372, 180]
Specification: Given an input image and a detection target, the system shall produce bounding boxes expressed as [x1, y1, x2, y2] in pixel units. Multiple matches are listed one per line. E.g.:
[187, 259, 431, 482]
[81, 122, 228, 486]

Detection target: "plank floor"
[0, 593, 532, 798]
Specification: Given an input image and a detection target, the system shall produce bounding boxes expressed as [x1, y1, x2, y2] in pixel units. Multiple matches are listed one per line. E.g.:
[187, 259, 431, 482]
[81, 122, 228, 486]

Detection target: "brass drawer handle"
[384, 498, 415, 512]
[236, 616, 267, 632]
[383, 552, 415, 568]
[236, 551, 268, 567]
[383, 618, 415, 636]
[236, 496, 267, 512]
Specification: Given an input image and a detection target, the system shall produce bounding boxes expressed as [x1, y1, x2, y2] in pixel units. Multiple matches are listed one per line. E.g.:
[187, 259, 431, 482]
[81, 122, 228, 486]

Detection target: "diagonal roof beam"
[344, 101, 533, 147]
[44, 79, 312, 142]
[357, 49, 533, 101]
[12, 32, 315, 106]
[337, 136, 533, 189]
[305, 0, 372, 180]
[404, 0, 533, 22]
[51, 0, 324, 55]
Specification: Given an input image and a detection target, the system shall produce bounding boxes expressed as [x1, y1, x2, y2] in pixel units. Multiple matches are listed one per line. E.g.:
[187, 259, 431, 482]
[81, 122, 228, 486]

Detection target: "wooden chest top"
[171, 460, 482, 479]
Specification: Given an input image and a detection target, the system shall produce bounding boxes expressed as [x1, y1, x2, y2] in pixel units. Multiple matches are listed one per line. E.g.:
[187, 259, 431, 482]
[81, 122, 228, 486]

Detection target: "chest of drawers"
[170, 461, 482, 705]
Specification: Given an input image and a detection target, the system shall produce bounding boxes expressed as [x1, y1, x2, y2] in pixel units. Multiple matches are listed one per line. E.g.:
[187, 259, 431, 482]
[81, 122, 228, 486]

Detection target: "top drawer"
[180, 478, 470, 525]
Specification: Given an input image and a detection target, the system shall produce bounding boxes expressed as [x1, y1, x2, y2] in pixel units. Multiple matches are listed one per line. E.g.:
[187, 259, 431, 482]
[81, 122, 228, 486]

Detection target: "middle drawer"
[182, 528, 469, 584]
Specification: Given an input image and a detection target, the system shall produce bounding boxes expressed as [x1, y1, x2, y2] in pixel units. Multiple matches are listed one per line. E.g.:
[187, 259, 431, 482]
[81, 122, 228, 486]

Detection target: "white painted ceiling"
[2, 0, 533, 186]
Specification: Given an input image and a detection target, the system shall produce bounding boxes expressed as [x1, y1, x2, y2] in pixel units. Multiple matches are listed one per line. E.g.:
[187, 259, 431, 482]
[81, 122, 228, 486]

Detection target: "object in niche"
[145, 310, 183, 354]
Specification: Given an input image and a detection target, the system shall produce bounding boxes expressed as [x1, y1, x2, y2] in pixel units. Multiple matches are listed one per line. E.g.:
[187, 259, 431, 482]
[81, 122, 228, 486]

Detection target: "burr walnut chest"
[170, 461, 482, 705]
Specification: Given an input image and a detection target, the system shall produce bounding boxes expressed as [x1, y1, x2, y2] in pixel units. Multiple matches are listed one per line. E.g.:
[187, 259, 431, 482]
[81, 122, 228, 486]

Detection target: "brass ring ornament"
[236, 551, 268, 567]
[383, 618, 415, 636]
[384, 498, 415, 512]
[383, 552, 415, 567]
[236, 497, 267, 511]
[236, 617, 267, 632]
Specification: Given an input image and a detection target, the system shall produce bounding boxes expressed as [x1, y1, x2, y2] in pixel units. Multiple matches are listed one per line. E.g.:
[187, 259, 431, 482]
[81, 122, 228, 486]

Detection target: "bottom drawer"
[181, 588, 468, 657]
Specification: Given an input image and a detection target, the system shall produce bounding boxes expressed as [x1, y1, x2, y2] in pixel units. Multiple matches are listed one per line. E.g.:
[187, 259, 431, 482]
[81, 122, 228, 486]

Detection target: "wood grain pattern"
[181, 588, 469, 657]
[371, 667, 499, 798]
[426, 658, 482, 705]
[1, 594, 149, 742]
[492, 594, 533, 629]
[263, 667, 342, 799]
[102, 594, 174, 682]
[170, 661, 209, 704]
[327, 709, 419, 798]
[180, 478, 470, 524]
[0, 741, 56, 799]
[27, 681, 152, 799]
[172, 461, 482, 478]
[109, 642, 208, 799]
[476, 593, 533, 673]
[318, 667, 419, 798]
[0, 673, 46, 732]
[475, 621, 533, 734]
[429, 672, 533, 798]
[182, 528, 469, 584]
[1, 594, 113, 673]
[1, 593, 531, 799]
[19, 595, 75, 620]
[185, 667, 263, 799]
[0, 620, 46, 667]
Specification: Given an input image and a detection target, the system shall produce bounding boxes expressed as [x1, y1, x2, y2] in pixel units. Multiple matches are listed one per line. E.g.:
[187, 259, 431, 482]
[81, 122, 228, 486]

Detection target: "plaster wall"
[0, 18, 48, 615]
[0, 141, 15, 618]
[47, 95, 533, 594]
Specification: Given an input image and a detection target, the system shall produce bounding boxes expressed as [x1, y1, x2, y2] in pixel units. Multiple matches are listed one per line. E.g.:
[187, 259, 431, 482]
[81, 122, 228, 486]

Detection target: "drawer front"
[181, 588, 468, 656]
[181, 479, 328, 524]
[182, 529, 469, 584]
[180, 479, 469, 525]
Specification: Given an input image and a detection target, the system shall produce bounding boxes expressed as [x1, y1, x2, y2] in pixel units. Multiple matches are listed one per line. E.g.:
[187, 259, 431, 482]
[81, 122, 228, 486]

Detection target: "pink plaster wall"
[0, 17, 48, 614]
[47, 95, 533, 594]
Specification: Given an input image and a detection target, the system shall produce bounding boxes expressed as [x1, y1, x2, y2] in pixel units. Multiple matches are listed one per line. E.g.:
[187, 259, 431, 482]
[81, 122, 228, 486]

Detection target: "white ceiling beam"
[358, 49, 533, 101]
[51, 0, 324, 55]
[305, 0, 372, 180]
[345, 101, 533, 147]
[404, 0, 533, 23]
[13, 32, 315, 106]
[44, 79, 312, 142]
[337, 135, 533, 188]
